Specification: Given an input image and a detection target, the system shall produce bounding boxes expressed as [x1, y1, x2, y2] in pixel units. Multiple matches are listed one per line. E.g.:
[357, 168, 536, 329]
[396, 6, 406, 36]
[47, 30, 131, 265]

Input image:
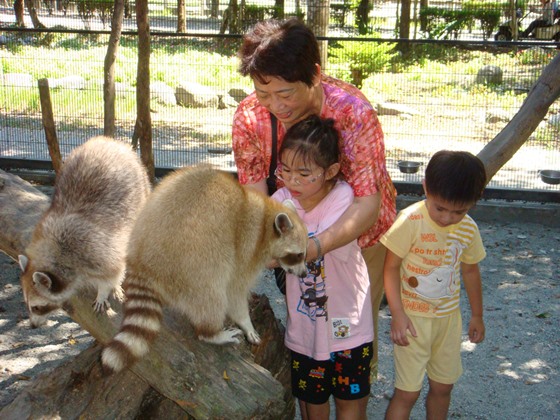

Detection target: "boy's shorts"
[290, 342, 373, 405]
[394, 311, 463, 392]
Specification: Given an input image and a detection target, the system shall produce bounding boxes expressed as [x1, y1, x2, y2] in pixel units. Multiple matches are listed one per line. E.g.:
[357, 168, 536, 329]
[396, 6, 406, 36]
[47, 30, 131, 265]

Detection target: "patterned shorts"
[290, 342, 373, 405]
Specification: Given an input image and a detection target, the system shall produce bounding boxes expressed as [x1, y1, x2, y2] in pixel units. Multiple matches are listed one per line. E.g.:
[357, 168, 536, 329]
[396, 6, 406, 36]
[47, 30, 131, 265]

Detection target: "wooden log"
[0, 169, 294, 419]
[37, 78, 63, 176]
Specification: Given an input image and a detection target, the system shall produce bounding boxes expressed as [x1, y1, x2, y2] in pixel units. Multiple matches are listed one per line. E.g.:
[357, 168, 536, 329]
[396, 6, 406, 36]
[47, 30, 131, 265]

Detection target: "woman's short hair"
[238, 19, 321, 87]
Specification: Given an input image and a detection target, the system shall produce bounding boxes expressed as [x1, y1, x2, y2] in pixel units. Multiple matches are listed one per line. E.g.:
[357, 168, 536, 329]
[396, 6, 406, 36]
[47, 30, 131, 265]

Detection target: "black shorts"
[290, 342, 373, 405]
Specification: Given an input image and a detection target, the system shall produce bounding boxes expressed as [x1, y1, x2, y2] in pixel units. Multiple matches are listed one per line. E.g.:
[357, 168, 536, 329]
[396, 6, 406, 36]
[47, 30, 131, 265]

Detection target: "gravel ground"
[1, 215, 559, 418]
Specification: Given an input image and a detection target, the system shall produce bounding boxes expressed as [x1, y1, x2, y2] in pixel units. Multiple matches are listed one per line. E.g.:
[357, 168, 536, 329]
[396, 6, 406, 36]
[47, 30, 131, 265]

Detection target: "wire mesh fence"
[0, 5, 559, 196]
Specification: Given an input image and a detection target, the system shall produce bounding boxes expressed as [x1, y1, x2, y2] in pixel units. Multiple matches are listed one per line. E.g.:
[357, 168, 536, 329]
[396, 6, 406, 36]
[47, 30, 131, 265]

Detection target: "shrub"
[329, 37, 398, 88]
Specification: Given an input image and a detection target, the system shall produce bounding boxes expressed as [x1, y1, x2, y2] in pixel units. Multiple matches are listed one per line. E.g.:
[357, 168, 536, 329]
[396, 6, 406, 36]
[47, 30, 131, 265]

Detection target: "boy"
[381, 150, 487, 420]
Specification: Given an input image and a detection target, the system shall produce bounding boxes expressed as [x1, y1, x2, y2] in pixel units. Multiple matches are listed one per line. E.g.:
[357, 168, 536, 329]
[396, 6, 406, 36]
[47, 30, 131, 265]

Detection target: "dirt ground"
[0, 205, 559, 418]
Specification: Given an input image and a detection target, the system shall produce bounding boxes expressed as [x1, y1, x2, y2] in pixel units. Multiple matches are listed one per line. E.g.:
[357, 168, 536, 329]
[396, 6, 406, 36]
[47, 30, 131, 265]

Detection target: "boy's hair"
[279, 115, 340, 170]
[424, 150, 487, 204]
[238, 19, 320, 87]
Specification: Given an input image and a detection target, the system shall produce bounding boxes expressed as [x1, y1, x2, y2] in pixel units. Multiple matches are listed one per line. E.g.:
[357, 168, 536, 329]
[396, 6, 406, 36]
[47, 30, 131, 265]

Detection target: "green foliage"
[515, 47, 556, 65]
[329, 37, 398, 88]
[420, 4, 502, 40]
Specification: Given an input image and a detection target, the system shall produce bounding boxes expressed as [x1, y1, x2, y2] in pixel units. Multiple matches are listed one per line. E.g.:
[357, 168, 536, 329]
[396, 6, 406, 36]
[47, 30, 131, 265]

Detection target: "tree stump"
[0, 169, 294, 419]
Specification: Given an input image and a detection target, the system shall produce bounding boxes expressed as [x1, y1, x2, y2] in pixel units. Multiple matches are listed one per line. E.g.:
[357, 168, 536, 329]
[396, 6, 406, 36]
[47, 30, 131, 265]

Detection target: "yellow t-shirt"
[381, 200, 486, 318]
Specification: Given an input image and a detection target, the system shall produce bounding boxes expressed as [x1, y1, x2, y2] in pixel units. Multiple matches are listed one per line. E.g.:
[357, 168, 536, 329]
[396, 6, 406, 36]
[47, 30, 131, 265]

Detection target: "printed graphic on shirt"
[332, 318, 351, 339]
[404, 240, 461, 300]
[297, 257, 329, 321]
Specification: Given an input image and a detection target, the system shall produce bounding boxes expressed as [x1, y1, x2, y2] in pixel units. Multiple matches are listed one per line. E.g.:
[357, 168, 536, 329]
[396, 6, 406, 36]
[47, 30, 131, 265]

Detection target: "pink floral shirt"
[232, 74, 397, 248]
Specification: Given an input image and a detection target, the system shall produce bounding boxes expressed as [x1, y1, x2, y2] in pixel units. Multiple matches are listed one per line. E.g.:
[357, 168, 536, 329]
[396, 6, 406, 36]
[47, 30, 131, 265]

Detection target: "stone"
[476, 65, 503, 85]
[175, 81, 218, 108]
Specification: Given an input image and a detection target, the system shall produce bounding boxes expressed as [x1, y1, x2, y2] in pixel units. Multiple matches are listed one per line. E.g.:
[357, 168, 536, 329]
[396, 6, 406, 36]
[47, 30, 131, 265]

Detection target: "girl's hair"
[425, 150, 487, 204]
[279, 115, 340, 170]
[238, 19, 321, 87]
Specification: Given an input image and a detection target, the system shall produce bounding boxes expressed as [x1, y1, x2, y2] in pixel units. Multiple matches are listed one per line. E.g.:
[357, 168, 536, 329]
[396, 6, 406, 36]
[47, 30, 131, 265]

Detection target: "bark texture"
[0, 170, 294, 419]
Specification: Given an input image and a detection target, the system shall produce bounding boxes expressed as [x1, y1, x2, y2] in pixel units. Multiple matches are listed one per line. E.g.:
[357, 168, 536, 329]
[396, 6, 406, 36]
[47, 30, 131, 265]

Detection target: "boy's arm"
[384, 249, 417, 346]
[462, 262, 485, 343]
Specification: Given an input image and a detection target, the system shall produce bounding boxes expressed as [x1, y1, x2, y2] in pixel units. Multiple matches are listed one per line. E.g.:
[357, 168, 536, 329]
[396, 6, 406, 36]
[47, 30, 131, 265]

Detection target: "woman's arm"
[308, 192, 380, 261]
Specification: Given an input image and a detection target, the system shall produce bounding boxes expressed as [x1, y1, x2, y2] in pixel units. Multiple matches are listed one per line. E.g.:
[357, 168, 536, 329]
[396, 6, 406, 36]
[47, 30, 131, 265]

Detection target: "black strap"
[267, 113, 278, 195]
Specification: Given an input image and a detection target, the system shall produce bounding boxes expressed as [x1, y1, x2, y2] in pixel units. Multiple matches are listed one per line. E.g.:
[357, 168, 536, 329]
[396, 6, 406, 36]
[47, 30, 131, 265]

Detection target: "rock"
[151, 81, 176, 106]
[48, 76, 86, 90]
[2, 73, 34, 88]
[175, 82, 218, 108]
[476, 65, 503, 85]
[486, 108, 510, 124]
[376, 102, 420, 116]
[228, 87, 253, 103]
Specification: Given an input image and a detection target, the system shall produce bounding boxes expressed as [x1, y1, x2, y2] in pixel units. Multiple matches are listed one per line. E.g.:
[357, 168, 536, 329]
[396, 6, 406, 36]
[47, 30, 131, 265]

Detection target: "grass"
[0, 32, 558, 151]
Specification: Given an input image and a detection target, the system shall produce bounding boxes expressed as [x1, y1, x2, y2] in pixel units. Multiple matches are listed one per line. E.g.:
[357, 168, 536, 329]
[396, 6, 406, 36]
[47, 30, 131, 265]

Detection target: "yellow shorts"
[393, 311, 463, 392]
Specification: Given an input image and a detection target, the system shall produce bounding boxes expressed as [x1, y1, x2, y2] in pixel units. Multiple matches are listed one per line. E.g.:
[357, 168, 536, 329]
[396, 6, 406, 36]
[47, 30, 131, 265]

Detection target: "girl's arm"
[462, 262, 485, 343]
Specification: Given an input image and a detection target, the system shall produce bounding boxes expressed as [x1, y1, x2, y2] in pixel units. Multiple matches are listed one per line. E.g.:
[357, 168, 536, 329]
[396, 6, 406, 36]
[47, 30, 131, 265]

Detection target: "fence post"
[38, 78, 63, 176]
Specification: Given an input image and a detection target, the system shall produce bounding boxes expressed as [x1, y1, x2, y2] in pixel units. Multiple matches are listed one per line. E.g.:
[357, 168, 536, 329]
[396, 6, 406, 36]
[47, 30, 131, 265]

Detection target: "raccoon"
[18, 136, 151, 328]
[101, 165, 308, 374]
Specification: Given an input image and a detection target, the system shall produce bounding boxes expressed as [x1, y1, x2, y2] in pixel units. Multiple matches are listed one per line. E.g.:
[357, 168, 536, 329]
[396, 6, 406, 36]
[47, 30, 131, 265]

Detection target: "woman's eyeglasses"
[274, 167, 324, 186]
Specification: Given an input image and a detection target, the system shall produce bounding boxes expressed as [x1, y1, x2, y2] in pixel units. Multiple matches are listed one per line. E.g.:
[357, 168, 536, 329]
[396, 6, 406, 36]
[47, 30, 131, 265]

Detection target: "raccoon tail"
[101, 281, 164, 374]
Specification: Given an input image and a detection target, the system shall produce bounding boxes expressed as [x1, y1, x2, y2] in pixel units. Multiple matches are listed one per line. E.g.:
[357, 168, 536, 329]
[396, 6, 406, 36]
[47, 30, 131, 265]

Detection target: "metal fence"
[0, 2, 559, 200]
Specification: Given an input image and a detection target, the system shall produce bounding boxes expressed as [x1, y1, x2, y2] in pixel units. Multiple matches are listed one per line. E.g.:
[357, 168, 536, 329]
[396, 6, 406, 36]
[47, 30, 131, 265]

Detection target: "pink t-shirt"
[233, 74, 397, 249]
[273, 181, 373, 360]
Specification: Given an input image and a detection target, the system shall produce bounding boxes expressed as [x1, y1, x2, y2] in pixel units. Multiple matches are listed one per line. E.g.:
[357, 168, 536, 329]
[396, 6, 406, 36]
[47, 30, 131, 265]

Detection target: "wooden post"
[38, 78, 63, 176]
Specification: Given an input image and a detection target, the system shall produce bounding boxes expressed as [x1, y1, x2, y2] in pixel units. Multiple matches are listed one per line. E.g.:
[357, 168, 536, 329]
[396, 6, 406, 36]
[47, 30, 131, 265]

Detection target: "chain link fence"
[1, 1, 559, 199]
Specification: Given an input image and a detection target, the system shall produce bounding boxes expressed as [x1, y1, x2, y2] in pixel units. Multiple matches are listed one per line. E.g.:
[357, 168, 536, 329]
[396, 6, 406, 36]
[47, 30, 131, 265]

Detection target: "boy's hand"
[390, 311, 417, 346]
[469, 316, 485, 343]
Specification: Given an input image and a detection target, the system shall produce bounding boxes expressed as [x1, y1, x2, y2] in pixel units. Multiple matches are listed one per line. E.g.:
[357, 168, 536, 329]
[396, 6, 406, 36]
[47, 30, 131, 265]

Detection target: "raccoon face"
[273, 212, 308, 278]
[18, 255, 65, 328]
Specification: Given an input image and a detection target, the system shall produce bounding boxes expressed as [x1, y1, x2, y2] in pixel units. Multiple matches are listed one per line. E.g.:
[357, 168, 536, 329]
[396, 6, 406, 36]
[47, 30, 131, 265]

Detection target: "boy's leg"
[425, 379, 453, 420]
[424, 311, 462, 420]
[388, 315, 431, 420]
[361, 243, 386, 380]
[385, 388, 421, 420]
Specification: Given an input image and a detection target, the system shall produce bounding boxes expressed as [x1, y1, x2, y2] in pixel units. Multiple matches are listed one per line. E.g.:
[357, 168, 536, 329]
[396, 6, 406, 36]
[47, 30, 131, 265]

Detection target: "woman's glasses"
[274, 167, 324, 186]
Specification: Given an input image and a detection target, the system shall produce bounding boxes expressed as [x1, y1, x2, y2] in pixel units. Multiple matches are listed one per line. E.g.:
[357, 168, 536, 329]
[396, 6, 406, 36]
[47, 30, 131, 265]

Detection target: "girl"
[272, 115, 374, 420]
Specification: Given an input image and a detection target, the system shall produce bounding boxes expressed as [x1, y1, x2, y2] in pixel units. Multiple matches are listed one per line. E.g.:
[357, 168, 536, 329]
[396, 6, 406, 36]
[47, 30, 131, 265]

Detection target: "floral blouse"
[232, 74, 397, 248]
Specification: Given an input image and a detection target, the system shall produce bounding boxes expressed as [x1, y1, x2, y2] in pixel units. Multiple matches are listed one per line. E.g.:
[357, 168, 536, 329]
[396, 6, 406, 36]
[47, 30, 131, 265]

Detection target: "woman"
[232, 18, 396, 380]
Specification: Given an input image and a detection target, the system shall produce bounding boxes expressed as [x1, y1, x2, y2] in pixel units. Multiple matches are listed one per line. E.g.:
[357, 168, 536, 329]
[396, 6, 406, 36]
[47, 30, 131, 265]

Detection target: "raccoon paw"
[92, 299, 110, 313]
[199, 328, 243, 345]
[112, 286, 125, 302]
[246, 330, 261, 345]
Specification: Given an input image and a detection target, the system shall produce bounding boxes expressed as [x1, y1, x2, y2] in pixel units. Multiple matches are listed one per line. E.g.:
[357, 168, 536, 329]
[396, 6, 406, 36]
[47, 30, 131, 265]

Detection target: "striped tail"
[101, 280, 164, 374]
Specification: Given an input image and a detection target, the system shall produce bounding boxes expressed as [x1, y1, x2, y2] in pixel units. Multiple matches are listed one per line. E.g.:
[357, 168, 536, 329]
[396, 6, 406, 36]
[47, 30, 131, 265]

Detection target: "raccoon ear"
[18, 255, 29, 272]
[274, 213, 294, 235]
[32, 272, 53, 291]
[282, 199, 297, 212]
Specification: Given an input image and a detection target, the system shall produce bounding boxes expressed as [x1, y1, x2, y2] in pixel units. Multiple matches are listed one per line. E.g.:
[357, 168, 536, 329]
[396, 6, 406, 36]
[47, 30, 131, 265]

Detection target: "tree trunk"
[24, 0, 45, 28]
[477, 54, 560, 182]
[104, 0, 125, 138]
[0, 170, 295, 419]
[14, 0, 24, 26]
[132, 0, 155, 183]
[356, 0, 370, 34]
[419, 0, 428, 31]
[274, 0, 284, 18]
[398, 0, 412, 55]
[307, 0, 329, 69]
[177, 0, 186, 33]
